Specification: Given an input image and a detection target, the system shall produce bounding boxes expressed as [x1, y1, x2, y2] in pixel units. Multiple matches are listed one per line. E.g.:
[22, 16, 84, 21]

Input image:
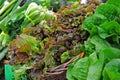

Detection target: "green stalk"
[0, 0, 5, 9]
[0, 45, 3, 51]
[0, 4, 14, 19]
[0, 0, 18, 16]
[21, 18, 32, 30]
[0, 32, 5, 44]
[0, 47, 8, 61]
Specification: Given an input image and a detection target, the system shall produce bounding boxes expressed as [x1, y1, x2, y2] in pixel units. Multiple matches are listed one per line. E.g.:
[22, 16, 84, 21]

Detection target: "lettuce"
[67, 47, 120, 80]
[82, 14, 107, 32]
[67, 52, 103, 80]
[107, 0, 120, 8]
[103, 59, 120, 80]
[67, 0, 120, 80]
[95, 4, 119, 21]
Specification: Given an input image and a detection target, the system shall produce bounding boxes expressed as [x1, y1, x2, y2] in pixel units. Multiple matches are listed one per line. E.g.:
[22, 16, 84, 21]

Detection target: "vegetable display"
[1, 0, 120, 80]
[6, 0, 99, 79]
[67, 0, 120, 80]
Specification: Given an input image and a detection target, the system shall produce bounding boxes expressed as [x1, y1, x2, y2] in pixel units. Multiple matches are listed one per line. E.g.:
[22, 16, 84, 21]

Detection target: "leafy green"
[8, 34, 39, 64]
[103, 59, 120, 80]
[99, 47, 120, 62]
[0, 47, 8, 61]
[99, 21, 120, 44]
[21, 2, 56, 30]
[82, 14, 107, 33]
[67, 59, 79, 80]
[95, 4, 119, 21]
[60, 51, 70, 63]
[90, 35, 110, 52]
[67, 47, 120, 80]
[67, 0, 120, 80]
[67, 52, 104, 80]
[0, 0, 5, 9]
[107, 0, 120, 8]
[87, 52, 103, 80]
[14, 65, 27, 80]
[67, 57, 89, 80]
[6, 0, 99, 79]
[82, 35, 110, 55]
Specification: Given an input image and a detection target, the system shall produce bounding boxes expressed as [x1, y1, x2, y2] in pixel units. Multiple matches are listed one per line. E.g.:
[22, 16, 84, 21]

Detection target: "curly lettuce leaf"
[8, 34, 39, 64]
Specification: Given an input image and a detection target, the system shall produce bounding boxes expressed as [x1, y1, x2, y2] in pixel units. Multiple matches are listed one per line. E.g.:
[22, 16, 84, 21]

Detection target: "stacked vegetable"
[6, 0, 100, 80]
[67, 0, 120, 80]
[3, 0, 120, 80]
[0, 0, 55, 79]
[0, 0, 55, 60]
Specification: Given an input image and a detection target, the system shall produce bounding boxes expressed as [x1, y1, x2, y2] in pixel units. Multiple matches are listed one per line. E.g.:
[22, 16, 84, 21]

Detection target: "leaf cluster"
[7, 0, 100, 79]
[67, 0, 120, 80]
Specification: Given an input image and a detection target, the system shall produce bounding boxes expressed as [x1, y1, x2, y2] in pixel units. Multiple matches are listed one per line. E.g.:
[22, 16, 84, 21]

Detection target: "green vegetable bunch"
[21, 2, 56, 30]
[7, 0, 100, 79]
[67, 0, 120, 80]
[0, 31, 11, 60]
[0, 0, 18, 20]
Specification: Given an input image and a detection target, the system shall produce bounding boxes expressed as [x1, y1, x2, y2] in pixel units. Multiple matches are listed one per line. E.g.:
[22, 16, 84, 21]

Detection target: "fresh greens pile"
[67, 0, 120, 80]
[0, 0, 55, 60]
[7, 0, 100, 80]
[2, 0, 120, 80]
[0, 0, 55, 79]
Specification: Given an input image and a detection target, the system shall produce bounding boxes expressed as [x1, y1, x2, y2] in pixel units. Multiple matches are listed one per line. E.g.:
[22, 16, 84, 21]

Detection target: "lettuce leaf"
[82, 14, 107, 32]
[87, 52, 104, 80]
[107, 0, 120, 8]
[90, 35, 111, 52]
[95, 4, 119, 21]
[99, 47, 120, 63]
[67, 59, 79, 80]
[103, 59, 120, 80]
[67, 52, 104, 80]
[8, 34, 39, 64]
[71, 57, 89, 80]
[67, 47, 120, 80]
[68, 0, 120, 80]
[98, 20, 120, 44]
